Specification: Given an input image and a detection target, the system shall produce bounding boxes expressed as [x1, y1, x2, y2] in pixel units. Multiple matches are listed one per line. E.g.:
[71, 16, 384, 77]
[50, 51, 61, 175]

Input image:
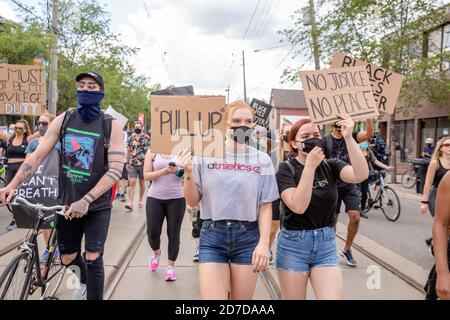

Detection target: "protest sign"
[250, 98, 272, 129]
[105, 105, 128, 128]
[11, 148, 59, 229]
[331, 53, 403, 115]
[151, 95, 226, 157]
[0, 64, 46, 116]
[300, 66, 378, 125]
[151, 85, 195, 96]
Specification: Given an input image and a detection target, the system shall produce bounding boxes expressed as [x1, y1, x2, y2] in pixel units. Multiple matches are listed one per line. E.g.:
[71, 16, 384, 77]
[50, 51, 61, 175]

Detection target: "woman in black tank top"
[421, 137, 450, 217]
[0, 119, 36, 231]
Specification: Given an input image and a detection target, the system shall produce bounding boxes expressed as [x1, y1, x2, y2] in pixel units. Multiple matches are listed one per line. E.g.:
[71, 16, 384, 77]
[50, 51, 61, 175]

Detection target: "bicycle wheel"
[401, 169, 416, 189]
[41, 263, 66, 300]
[0, 251, 33, 300]
[380, 186, 401, 222]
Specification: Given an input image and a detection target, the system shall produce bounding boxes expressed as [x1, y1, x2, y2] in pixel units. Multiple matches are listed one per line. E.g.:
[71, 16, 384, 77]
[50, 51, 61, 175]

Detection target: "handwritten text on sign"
[300, 66, 378, 125]
[151, 95, 227, 157]
[331, 53, 403, 115]
[0, 64, 46, 116]
[250, 98, 272, 129]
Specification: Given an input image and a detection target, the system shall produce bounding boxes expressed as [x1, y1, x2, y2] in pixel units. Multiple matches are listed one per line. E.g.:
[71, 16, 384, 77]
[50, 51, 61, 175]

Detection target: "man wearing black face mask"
[322, 119, 373, 267]
[0, 71, 126, 300]
[125, 121, 150, 211]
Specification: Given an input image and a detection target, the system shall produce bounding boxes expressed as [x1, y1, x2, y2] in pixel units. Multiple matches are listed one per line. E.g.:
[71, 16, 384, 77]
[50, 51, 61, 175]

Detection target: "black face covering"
[135, 128, 142, 134]
[333, 122, 342, 131]
[300, 137, 323, 153]
[230, 126, 253, 145]
[282, 131, 290, 143]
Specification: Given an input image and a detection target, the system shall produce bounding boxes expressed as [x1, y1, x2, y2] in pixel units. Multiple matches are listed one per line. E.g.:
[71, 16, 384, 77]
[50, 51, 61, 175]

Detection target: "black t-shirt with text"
[276, 158, 348, 230]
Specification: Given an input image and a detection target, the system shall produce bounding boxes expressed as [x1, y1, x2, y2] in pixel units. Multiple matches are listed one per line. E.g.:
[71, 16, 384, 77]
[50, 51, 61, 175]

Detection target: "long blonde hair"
[432, 137, 450, 161]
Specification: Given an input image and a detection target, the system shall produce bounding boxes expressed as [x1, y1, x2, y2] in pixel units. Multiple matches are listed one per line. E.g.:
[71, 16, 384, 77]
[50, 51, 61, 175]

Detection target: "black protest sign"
[331, 53, 404, 115]
[250, 98, 272, 129]
[11, 148, 59, 229]
[151, 85, 195, 96]
[0, 64, 46, 115]
[299, 66, 379, 125]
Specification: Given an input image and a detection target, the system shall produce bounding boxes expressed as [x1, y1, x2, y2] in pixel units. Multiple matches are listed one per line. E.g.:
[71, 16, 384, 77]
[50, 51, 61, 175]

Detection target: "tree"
[279, 0, 450, 181]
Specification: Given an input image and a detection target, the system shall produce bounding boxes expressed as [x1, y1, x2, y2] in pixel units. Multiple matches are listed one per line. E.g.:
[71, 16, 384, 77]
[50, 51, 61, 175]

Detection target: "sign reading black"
[250, 98, 272, 129]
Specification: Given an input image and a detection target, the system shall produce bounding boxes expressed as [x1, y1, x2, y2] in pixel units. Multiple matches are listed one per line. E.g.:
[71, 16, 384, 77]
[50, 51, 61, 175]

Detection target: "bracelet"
[421, 201, 429, 204]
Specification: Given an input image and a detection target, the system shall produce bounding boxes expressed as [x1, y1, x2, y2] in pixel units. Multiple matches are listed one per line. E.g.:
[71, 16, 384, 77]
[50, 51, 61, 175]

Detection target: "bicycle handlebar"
[10, 196, 66, 216]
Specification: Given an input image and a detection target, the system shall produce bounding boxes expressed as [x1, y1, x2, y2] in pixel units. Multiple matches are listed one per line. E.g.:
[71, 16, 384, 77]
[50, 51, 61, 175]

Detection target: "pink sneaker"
[165, 266, 176, 281]
[149, 251, 161, 272]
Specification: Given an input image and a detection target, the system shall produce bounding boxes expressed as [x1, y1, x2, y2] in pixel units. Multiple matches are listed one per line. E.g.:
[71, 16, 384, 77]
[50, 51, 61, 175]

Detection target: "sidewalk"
[0, 199, 146, 300]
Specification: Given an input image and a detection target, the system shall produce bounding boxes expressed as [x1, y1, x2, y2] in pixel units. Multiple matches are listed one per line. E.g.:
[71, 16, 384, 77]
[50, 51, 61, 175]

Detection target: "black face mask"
[230, 126, 253, 145]
[135, 128, 142, 134]
[300, 137, 323, 153]
[282, 131, 289, 143]
[333, 122, 342, 131]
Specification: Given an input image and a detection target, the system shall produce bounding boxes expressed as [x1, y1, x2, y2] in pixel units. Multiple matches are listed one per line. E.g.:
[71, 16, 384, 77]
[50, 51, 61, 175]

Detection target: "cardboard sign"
[300, 66, 379, 125]
[331, 53, 403, 115]
[151, 95, 227, 157]
[105, 105, 128, 128]
[151, 85, 195, 96]
[0, 64, 46, 115]
[250, 98, 272, 129]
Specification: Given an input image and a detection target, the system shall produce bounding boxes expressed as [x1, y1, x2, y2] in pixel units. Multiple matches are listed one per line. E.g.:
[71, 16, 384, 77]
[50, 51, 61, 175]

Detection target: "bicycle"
[0, 196, 67, 300]
[362, 170, 401, 222]
[401, 160, 418, 189]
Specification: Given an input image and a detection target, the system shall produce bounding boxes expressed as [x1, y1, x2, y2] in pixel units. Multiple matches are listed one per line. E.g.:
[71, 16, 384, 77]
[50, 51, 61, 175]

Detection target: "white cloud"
[118, 0, 311, 102]
[0, 0, 19, 23]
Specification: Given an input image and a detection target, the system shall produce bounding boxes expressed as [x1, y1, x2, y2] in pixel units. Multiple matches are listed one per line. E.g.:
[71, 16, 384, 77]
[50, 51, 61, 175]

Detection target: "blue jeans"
[199, 220, 259, 265]
[276, 226, 339, 274]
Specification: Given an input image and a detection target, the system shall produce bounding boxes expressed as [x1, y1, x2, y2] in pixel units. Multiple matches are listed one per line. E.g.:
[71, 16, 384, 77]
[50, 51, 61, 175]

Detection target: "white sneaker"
[72, 283, 87, 300]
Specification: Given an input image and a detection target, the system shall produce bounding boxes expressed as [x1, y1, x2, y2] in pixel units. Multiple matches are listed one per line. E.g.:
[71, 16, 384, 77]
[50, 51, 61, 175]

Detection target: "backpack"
[59, 109, 114, 161]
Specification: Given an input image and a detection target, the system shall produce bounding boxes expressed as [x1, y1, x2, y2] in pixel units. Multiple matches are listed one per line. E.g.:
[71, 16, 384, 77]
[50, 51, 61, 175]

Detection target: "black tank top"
[433, 159, 450, 188]
[59, 111, 112, 211]
[6, 137, 28, 161]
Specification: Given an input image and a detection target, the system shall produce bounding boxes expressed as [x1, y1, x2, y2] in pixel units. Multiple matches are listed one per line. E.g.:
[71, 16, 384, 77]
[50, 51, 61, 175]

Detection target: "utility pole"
[225, 86, 230, 104]
[309, 0, 321, 70]
[242, 50, 247, 102]
[48, 0, 59, 115]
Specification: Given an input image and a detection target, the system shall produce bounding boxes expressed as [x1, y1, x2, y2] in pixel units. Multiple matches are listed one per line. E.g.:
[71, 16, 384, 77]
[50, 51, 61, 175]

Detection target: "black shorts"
[335, 184, 361, 214]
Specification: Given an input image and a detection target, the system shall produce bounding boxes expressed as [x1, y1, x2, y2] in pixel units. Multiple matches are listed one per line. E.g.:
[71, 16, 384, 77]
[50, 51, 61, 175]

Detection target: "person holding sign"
[0, 71, 126, 300]
[178, 101, 279, 300]
[142, 150, 186, 281]
[322, 118, 373, 266]
[25, 112, 61, 263]
[0, 119, 37, 231]
[275, 115, 368, 300]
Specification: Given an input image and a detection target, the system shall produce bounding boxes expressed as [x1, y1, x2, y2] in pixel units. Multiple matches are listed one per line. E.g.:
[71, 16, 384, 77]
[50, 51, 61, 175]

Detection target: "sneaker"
[125, 204, 133, 211]
[165, 266, 176, 281]
[72, 283, 87, 300]
[6, 220, 17, 232]
[40, 249, 50, 263]
[360, 212, 369, 219]
[425, 238, 433, 256]
[192, 248, 199, 262]
[115, 194, 123, 201]
[149, 251, 161, 272]
[120, 196, 126, 203]
[340, 249, 357, 267]
[269, 249, 274, 265]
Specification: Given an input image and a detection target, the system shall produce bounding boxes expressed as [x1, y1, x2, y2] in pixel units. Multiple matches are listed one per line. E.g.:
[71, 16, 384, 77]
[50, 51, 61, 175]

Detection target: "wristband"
[421, 201, 429, 204]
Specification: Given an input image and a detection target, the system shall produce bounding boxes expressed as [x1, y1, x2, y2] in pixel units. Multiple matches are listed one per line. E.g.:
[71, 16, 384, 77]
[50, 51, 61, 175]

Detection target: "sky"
[1, 0, 311, 102]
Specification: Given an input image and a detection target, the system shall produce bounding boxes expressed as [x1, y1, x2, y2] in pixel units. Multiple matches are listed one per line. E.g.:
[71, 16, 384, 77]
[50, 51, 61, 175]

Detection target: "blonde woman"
[421, 137, 450, 217]
[178, 101, 279, 299]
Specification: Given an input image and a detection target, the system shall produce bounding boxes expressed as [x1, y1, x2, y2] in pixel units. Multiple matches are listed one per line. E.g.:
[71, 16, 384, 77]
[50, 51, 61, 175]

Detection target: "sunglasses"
[442, 143, 450, 148]
[15, 127, 24, 131]
[37, 121, 49, 127]
[76, 81, 99, 90]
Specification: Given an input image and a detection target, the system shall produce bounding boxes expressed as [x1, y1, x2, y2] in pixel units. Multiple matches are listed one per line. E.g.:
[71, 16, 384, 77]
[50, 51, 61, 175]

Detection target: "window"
[426, 23, 450, 71]
[395, 120, 415, 162]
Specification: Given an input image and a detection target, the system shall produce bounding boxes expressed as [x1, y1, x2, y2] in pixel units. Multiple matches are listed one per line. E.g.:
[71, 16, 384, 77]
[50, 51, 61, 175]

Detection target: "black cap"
[75, 71, 104, 90]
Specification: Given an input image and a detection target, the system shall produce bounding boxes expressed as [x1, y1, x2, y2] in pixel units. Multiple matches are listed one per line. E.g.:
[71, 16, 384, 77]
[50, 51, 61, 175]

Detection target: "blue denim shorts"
[199, 219, 260, 265]
[276, 226, 339, 274]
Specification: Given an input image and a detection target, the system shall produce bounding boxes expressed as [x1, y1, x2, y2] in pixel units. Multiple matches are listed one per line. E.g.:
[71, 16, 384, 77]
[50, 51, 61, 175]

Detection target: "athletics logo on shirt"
[207, 162, 262, 174]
